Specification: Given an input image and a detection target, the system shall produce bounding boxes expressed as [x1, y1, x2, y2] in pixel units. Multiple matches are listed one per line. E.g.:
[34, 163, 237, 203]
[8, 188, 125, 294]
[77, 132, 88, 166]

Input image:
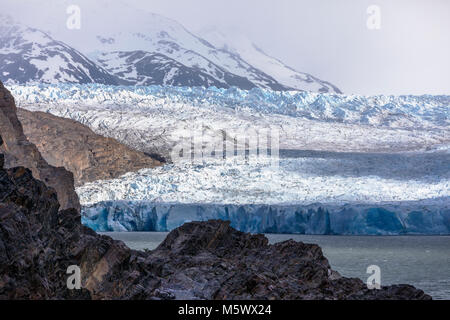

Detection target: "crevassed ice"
[10, 84, 450, 159]
[76, 155, 450, 207]
[9, 83, 449, 128]
[78, 154, 450, 234]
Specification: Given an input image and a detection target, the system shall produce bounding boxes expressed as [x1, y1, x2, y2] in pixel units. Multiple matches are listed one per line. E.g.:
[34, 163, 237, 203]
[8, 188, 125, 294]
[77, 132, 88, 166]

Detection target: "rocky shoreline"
[0, 81, 431, 300]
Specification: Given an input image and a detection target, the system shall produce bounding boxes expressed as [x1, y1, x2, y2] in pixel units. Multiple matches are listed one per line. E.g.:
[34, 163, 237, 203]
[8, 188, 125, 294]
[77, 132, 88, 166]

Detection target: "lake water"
[102, 232, 450, 300]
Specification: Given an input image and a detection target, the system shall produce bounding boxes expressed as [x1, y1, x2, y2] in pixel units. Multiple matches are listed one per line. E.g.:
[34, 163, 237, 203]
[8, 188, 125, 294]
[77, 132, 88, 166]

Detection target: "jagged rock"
[0, 81, 80, 211]
[17, 108, 162, 186]
[144, 220, 432, 300]
[0, 138, 86, 298]
[0, 132, 128, 299]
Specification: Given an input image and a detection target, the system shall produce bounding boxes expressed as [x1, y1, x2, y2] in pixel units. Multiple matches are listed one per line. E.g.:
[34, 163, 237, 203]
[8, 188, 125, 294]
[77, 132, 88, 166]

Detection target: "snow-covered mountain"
[94, 50, 270, 89]
[199, 27, 342, 93]
[1, 0, 341, 92]
[46, 1, 292, 90]
[0, 15, 120, 85]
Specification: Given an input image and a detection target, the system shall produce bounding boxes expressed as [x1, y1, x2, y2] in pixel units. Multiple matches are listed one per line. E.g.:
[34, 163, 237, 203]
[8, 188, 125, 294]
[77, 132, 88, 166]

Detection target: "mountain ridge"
[17, 108, 163, 186]
[199, 27, 342, 93]
[0, 14, 121, 86]
[0, 8, 341, 92]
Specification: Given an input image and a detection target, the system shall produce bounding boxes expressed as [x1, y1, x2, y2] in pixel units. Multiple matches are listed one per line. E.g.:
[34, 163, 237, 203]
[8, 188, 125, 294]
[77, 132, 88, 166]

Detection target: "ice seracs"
[9, 84, 449, 159]
[76, 155, 449, 207]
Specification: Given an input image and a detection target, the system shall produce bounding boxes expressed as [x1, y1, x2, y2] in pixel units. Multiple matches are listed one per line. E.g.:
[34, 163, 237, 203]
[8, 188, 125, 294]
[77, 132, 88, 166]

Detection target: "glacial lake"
[102, 232, 450, 300]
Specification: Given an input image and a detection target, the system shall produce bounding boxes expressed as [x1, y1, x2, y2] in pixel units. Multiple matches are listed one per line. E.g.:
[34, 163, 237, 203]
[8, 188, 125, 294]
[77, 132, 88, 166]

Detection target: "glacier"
[82, 200, 450, 235]
[9, 83, 450, 161]
[77, 153, 450, 235]
[7, 83, 450, 235]
[76, 154, 449, 207]
[9, 84, 449, 128]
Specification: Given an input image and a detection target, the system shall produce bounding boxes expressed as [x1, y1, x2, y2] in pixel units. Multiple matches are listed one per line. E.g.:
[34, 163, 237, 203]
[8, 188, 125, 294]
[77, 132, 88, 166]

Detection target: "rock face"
[17, 108, 162, 186]
[0, 81, 80, 211]
[0, 164, 89, 299]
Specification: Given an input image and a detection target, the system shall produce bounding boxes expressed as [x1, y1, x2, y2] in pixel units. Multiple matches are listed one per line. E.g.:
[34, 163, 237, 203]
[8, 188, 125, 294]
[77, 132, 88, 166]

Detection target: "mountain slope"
[199, 27, 342, 93]
[95, 50, 261, 89]
[2, 0, 341, 92]
[0, 15, 120, 85]
[17, 108, 163, 186]
[65, 2, 289, 90]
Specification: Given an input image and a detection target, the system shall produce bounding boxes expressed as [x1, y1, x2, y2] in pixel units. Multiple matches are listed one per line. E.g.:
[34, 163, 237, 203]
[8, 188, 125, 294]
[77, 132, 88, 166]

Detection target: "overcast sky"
[4, 0, 450, 95]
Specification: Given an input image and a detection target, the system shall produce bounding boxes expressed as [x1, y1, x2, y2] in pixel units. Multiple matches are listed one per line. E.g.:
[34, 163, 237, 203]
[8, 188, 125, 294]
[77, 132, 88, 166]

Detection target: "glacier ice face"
[82, 201, 450, 235]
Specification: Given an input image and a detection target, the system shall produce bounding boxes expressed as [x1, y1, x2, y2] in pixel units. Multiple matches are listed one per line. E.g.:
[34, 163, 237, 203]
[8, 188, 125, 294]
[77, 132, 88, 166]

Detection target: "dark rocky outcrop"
[17, 108, 162, 186]
[0, 167, 90, 299]
[140, 221, 431, 300]
[0, 81, 80, 211]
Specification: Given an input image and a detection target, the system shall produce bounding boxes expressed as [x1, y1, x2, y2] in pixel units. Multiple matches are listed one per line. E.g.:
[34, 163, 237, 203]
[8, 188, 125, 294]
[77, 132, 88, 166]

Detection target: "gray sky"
[4, 0, 450, 95]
